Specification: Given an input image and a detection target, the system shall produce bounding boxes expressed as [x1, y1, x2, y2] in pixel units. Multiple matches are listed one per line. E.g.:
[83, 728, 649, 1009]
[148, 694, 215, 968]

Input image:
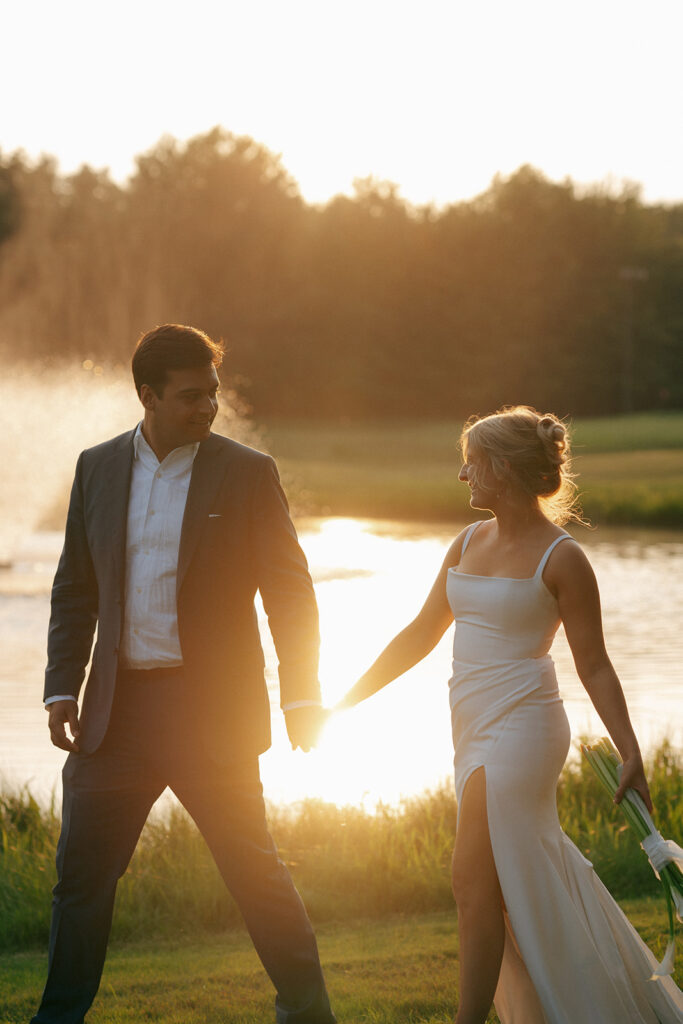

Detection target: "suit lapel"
[177, 435, 229, 595]
[97, 430, 135, 602]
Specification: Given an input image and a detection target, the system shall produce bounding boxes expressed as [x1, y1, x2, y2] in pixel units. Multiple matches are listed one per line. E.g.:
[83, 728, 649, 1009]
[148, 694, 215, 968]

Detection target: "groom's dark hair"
[132, 323, 224, 397]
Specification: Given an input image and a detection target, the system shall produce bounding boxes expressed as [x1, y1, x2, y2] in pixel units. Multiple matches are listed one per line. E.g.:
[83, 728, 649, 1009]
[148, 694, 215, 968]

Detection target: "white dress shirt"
[119, 424, 198, 668]
[45, 425, 196, 703]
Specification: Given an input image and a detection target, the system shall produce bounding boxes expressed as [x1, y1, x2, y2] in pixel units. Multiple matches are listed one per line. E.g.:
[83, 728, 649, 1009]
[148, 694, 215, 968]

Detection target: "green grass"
[1, 745, 680, 1020]
[258, 412, 683, 526]
[572, 412, 683, 453]
[0, 904, 678, 1024]
[1, 744, 680, 955]
[573, 449, 683, 525]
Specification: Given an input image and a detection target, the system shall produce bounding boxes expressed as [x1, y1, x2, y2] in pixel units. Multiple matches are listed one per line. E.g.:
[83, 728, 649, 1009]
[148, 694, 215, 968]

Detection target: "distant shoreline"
[262, 412, 683, 529]
[36, 411, 683, 532]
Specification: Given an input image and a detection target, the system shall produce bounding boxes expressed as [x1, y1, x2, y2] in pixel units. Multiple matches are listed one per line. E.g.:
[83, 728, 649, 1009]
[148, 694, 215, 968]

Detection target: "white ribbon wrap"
[622, 784, 683, 977]
[639, 831, 683, 930]
[641, 832, 683, 876]
[630, 793, 683, 925]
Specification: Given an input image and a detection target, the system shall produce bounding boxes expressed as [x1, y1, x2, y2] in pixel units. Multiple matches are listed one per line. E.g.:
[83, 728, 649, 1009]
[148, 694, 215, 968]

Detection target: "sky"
[3, 0, 682, 208]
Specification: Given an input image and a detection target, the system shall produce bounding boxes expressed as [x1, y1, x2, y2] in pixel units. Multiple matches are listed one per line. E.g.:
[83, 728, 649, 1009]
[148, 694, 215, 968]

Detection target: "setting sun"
[2, 1, 682, 207]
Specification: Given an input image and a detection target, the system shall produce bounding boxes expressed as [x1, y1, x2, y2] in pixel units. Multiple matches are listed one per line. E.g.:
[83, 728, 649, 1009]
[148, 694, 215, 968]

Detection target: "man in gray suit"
[32, 324, 336, 1024]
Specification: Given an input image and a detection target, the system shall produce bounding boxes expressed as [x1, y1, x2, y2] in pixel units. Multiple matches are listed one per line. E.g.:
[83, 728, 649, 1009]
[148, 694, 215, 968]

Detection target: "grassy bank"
[1, 744, 680, 954]
[260, 411, 683, 526]
[0, 903, 679, 1024]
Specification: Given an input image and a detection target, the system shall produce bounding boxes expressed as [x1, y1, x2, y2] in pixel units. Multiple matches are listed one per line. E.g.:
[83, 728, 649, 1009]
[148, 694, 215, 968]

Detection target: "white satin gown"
[447, 521, 683, 1024]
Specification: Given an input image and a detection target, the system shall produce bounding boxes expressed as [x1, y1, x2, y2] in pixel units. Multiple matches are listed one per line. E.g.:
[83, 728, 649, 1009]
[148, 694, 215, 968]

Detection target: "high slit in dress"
[447, 521, 683, 1024]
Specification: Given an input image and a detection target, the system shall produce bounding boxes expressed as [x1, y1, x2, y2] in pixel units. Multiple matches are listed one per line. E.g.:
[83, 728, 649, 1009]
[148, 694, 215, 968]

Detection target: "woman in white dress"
[337, 406, 682, 1024]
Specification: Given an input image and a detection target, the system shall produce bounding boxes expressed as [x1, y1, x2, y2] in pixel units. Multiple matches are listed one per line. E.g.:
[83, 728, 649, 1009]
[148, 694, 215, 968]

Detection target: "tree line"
[1, 127, 681, 419]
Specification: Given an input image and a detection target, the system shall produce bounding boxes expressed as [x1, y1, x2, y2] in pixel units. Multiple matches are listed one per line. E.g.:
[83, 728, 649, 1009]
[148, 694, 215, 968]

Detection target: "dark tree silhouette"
[0, 138, 681, 416]
[0, 154, 21, 247]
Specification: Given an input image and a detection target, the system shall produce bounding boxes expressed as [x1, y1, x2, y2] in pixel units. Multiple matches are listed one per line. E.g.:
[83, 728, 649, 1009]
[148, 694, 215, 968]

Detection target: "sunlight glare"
[258, 516, 683, 810]
[260, 517, 457, 808]
[3, 2, 682, 206]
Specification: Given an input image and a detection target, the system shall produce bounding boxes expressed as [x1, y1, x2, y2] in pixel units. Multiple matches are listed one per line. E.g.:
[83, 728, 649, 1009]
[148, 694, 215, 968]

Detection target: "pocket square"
[208, 513, 222, 518]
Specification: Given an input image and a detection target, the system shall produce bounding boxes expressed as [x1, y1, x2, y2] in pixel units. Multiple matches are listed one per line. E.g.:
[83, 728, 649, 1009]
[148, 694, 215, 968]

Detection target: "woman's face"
[459, 446, 499, 510]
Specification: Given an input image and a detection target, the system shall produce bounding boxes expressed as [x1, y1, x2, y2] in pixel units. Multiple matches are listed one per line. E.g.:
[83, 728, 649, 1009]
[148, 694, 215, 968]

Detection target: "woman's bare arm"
[336, 534, 465, 710]
[548, 541, 652, 810]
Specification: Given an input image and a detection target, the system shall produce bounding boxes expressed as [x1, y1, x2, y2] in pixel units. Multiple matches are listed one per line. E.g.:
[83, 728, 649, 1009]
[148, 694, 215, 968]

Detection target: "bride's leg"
[451, 766, 505, 1024]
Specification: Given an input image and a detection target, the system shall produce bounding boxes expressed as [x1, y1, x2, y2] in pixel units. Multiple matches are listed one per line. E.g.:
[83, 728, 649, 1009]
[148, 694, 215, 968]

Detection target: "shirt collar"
[133, 422, 200, 471]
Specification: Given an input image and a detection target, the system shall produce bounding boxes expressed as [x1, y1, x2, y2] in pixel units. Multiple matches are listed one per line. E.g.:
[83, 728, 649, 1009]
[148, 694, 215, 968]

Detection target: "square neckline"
[448, 521, 571, 583]
[448, 568, 541, 582]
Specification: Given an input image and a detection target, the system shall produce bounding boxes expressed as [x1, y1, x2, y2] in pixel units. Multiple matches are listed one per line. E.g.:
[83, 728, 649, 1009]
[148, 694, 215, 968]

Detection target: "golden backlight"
[258, 517, 683, 809]
[260, 518, 456, 809]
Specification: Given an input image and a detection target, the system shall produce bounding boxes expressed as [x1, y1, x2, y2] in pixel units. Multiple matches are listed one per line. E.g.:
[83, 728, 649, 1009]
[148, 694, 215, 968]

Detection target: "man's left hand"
[284, 706, 330, 752]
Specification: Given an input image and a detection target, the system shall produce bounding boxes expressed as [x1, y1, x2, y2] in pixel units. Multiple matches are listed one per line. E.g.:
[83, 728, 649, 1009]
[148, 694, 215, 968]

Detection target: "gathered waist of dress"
[451, 651, 555, 675]
[452, 627, 556, 665]
[448, 653, 559, 710]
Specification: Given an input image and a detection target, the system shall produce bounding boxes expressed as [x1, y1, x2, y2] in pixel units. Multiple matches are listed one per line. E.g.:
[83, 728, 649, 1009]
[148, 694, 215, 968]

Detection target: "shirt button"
[149, 509, 155, 516]
[136, 587, 141, 593]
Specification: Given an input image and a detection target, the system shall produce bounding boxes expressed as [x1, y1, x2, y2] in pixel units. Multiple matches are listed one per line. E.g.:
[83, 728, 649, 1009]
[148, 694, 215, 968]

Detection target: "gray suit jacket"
[45, 429, 321, 760]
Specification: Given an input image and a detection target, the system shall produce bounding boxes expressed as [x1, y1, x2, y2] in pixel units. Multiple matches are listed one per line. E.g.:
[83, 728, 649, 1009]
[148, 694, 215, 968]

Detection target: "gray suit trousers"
[31, 668, 335, 1024]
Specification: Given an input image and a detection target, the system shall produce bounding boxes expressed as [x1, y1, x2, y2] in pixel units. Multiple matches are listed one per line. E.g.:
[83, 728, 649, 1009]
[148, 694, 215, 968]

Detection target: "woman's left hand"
[614, 752, 653, 813]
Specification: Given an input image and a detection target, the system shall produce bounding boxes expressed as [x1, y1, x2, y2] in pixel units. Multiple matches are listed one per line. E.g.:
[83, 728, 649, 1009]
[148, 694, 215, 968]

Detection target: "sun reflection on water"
[260, 517, 457, 809]
[1, 516, 681, 812]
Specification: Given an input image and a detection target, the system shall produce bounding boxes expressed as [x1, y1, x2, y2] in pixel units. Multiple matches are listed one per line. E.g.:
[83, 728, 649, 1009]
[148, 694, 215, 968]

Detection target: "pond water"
[1, 517, 681, 810]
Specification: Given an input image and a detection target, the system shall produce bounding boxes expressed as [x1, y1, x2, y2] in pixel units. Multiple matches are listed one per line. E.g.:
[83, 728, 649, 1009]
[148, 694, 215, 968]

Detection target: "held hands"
[46, 699, 80, 753]
[333, 692, 356, 713]
[284, 688, 360, 752]
[284, 705, 331, 752]
[614, 751, 653, 813]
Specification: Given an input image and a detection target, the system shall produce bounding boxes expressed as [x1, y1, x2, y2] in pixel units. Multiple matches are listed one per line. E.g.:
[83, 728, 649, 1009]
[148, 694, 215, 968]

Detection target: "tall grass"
[558, 739, 682, 898]
[1, 743, 680, 952]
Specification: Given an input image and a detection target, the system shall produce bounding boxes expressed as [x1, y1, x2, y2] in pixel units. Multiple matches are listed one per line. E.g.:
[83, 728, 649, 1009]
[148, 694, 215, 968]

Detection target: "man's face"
[141, 364, 220, 451]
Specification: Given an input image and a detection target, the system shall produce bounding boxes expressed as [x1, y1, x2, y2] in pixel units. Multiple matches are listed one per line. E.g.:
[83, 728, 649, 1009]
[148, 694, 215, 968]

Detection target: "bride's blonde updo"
[460, 405, 581, 525]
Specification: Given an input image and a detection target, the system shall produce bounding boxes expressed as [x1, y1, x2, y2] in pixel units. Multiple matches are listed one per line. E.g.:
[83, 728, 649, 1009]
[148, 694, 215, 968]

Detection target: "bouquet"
[582, 737, 683, 978]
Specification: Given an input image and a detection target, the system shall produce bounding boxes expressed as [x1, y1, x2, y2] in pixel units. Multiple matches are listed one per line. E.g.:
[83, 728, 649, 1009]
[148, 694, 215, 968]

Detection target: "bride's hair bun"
[460, 405, 581, 525]
[536, 415, 566, 465]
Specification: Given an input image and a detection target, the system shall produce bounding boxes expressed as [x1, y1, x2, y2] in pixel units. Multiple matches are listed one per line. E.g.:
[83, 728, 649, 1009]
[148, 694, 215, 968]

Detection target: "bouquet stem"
[581, 738, 683, 979]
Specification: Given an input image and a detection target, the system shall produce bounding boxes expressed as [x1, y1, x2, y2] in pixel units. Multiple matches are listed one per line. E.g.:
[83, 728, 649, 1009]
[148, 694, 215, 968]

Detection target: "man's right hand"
[284, 705, 330, 752]
[47, 700, 81, 752]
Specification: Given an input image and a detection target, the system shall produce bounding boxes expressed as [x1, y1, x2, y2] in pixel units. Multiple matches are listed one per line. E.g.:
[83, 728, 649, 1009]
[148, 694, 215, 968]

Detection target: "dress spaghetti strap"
[461, 521, 484, 555]
[534, 533, 571, 578]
